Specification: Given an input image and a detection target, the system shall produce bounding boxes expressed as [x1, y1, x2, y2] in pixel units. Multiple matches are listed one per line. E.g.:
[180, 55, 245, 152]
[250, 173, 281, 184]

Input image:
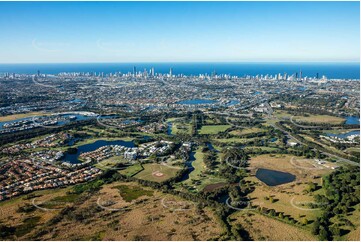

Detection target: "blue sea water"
[0, 62, 359, 79]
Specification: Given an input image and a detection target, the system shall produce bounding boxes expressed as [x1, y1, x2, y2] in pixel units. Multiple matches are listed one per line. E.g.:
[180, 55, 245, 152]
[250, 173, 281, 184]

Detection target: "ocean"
[0, 62, 359, 79]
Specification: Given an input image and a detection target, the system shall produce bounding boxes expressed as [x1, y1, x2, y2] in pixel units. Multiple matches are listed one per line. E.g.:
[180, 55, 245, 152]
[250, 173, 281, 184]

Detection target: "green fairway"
[230, 127, 264, 136]
[171, 122, 192, 135]
[244, 146, 280, 152]
[199, 125, 231, 134]
[214, 137, 256, 144]
[180, 148, 226, 192]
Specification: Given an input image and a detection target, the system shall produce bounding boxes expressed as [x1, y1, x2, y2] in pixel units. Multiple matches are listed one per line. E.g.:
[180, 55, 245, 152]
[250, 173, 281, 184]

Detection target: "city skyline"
[0, 1, 359, 63]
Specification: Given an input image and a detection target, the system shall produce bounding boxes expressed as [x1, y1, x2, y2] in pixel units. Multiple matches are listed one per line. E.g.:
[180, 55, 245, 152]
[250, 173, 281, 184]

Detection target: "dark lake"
[206, 142, 219, 152]
[179, 151, 196, 182]
[64, 139, 135, 164]
[256, 168, 296, 186]
[167, 122, 172, 135]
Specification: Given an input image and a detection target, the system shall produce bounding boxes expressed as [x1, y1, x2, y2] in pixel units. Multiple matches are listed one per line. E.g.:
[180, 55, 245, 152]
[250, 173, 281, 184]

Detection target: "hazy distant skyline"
[0, 1, 359, 63]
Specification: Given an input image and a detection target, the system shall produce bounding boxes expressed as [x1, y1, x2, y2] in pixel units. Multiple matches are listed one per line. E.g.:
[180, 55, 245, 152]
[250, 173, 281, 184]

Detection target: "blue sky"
[0, 1, 359, 63]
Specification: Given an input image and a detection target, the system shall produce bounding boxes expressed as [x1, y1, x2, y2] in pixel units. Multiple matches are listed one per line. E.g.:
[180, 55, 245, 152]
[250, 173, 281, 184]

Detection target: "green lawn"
[118, 163, 144, 177]
[244, 146, 279, 152]
[230, 127, 264, 136]
[95, 156, 129, 170]
[199, 125, 231, 135]
[171, 122, 192, 135]
[214, 137, 256, 144]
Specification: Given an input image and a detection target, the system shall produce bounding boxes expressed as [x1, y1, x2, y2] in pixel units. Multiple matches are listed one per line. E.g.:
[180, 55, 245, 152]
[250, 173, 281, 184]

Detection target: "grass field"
[0, 112, 48, 122]
[293, 115, 345, 124]
[118, 163, 144, 176]
[273, 111, 345, 125]
[230, 127, 264, 136]
[95, 156, 131, 170]
[172, 123, 192, 135]
[199, 125, 231, 135]
[244, 146, 279, 152]
[273, 110, 293, 119]
[68, 136, 134, 148]
[0, 182, 225, 240]
[229, 211, 317, 240]
[113, 184, 153, 202]
[185, 149, 205, 183]
[134, 163, 181, 182]
[40, 193, 80, 209]
[180, 148, 227, 192]
[246, 154, 334, 224]
[214, 137, 256, 144]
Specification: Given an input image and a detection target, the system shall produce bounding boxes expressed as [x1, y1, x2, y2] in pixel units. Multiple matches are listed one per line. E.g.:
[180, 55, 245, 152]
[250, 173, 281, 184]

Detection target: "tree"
[311, 219, 320, 235]
[318, 226, 329, 241]
[331, 225, 341, 237]
[301, 218, 308, 226]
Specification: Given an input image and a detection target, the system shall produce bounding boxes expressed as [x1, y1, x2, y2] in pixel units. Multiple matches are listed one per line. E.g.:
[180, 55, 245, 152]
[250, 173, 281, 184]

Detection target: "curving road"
[264, 104, 359, 167]
[290, 116, 321, 129]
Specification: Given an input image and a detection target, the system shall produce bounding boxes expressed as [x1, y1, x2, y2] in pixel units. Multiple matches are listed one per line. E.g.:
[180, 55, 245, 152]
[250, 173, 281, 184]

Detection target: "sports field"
[134, 163, 181, 182]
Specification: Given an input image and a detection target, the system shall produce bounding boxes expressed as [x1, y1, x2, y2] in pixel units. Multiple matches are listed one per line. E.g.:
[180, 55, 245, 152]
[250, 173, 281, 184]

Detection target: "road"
[290, 116, 321, 129]
[264, 102, 359, 167]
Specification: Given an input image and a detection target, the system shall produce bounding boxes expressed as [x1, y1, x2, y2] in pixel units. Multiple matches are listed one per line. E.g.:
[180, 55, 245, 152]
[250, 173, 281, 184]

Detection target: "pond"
[176, 99, 217, 105]
[64, 139, 135, 164]
[178, 151, 196, 182]
[206, 142, 219, 152]
[270, 137, 278, 142]
[345, 116, 360, 125]
[255, 168, 296, 186]
[167, 122, 172, 135]
[326, 130, 360, 139]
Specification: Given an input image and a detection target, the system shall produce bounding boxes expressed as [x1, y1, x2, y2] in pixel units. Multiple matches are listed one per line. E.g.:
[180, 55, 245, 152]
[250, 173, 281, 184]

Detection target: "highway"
[263, 102, 359, 167]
